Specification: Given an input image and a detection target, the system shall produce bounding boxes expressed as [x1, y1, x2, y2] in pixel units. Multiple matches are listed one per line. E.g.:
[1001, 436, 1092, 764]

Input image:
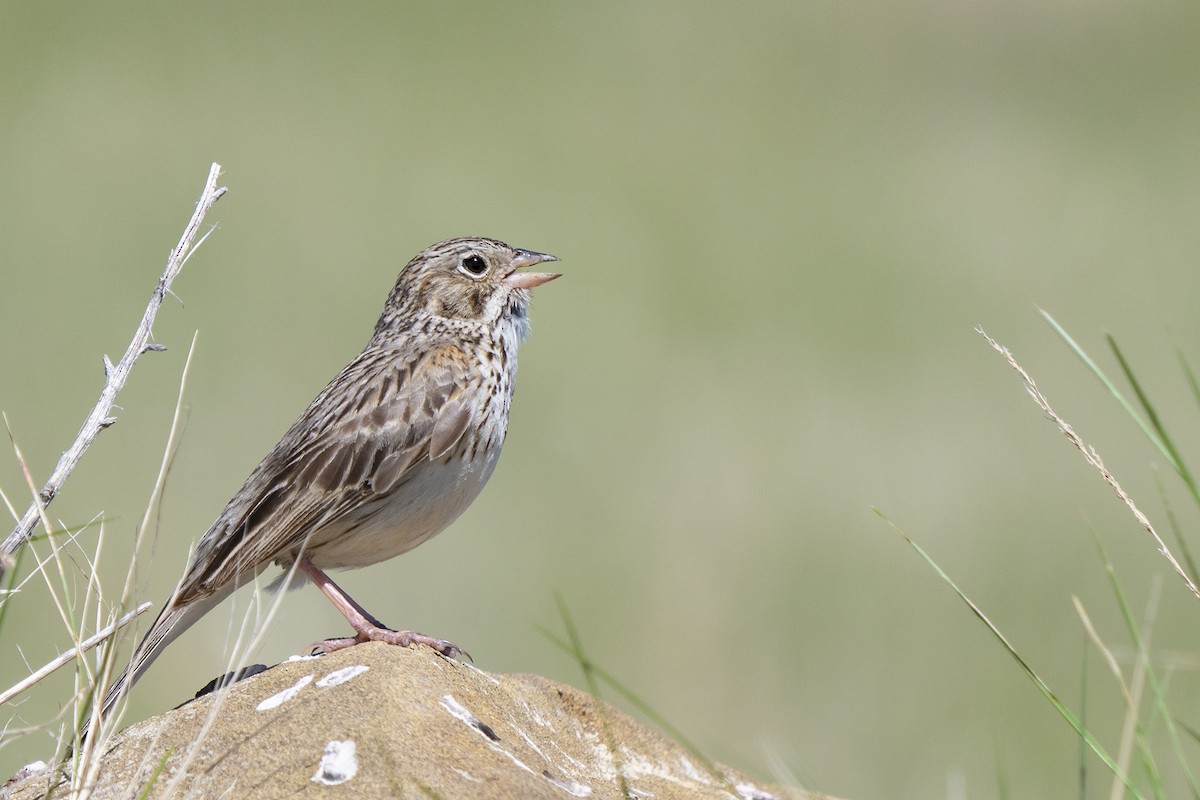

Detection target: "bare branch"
[0, 163, 227, 576]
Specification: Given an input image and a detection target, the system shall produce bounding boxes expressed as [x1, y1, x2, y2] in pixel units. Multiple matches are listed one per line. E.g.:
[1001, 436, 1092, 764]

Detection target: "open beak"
[504, 248, 561, 289]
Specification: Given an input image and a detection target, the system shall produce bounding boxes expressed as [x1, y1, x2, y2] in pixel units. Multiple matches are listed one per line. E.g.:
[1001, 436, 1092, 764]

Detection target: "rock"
[8, 644, 832, 799]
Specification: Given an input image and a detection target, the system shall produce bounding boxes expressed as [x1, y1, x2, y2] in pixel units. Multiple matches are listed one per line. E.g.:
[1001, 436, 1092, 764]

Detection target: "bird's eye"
[459, 254, 488, 277]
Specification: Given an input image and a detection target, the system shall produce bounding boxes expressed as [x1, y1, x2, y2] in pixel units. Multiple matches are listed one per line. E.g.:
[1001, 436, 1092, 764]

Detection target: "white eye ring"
[458, 254, 488, 277]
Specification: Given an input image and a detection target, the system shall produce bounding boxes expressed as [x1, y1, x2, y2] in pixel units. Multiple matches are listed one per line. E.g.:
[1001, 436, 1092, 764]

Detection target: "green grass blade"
[1108, 335, 1200, 506]
[1040, 310, 1173, 468]
[542, 628, 723, 776]
[1176, 718, 1200, 747]
[1152, 469, 1200, 595]
[876, 509, 1144, 800]
[543, 593, 729, 789]
[1140, 740, 1165, 800]
[135, 748, 173, 800]
[1090, 534, 1200, 799]
[548, 593, 634, 798]
[1172, 342, 1200, 412]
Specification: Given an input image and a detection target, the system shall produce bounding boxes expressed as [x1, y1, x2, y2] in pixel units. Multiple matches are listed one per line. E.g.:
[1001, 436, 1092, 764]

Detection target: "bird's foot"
[310, 626, 470, 661]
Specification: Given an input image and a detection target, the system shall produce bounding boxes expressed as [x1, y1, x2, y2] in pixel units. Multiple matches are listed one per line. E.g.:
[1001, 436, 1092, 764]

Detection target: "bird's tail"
[82, 587, 230, 741]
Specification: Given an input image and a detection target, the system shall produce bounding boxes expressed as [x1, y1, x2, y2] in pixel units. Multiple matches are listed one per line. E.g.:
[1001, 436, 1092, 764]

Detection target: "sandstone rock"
[9, 644, 832, 799]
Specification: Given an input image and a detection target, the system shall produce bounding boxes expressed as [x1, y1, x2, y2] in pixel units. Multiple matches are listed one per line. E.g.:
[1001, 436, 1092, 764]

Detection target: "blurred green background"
[4, 2, 1200, 797]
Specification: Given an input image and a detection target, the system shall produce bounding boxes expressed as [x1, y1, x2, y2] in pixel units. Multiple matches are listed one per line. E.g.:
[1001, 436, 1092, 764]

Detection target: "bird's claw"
[308, 627, 470, 662]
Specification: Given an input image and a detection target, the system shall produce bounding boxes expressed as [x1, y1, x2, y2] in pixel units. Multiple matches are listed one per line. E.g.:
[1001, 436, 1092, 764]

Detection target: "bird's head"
[379, 237, 559, 335]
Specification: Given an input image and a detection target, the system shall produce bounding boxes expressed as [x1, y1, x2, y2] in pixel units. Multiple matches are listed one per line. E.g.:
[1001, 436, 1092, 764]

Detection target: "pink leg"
[296, 556, 467, 660]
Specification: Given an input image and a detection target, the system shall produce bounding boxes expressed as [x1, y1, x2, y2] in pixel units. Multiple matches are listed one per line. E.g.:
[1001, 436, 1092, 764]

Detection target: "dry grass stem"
[153, 576, 291, 800]
[0, 602, 151, 706]
[0, 164, 226, 799]
[1107, 580, 1158, 800]
[980, 328, 1200, 601]
[1072, 596, 1129, 702]
[94, 332, 202, 741]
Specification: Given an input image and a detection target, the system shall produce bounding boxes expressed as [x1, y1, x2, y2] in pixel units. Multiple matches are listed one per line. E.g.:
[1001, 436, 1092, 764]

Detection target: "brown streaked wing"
[176, 341, 475, 601]
[429, 393, 472, 460]
[426, 347, 476, 461]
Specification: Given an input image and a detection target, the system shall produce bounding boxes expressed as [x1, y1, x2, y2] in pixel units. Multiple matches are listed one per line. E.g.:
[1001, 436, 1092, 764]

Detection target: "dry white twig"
[0, 163, 227, 576]
[0, 602, 152, 706]
[979, 327, 1200, 600]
